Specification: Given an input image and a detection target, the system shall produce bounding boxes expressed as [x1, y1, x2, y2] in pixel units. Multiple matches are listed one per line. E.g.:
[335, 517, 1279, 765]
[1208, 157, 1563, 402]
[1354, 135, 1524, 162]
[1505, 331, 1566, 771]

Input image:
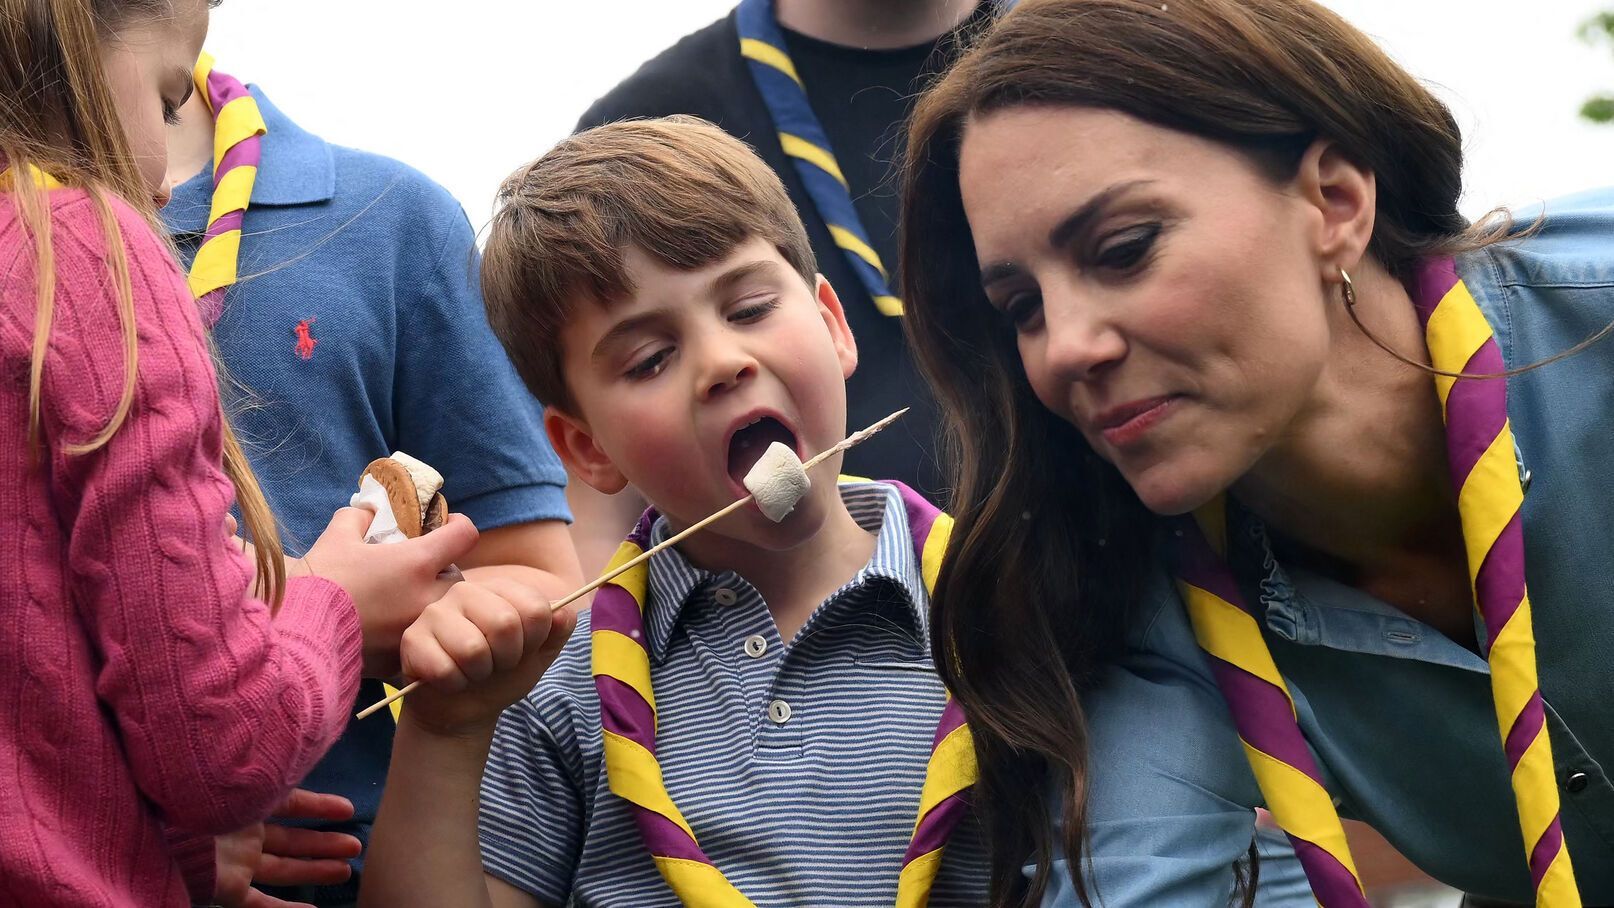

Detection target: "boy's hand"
[397, 577, 576, 737]
[303, 507, 479, 678]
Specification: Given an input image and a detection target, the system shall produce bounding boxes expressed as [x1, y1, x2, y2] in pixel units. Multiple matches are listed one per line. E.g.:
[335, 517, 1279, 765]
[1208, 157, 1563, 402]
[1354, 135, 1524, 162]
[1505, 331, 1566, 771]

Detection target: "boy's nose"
[698, 348, 759, 400]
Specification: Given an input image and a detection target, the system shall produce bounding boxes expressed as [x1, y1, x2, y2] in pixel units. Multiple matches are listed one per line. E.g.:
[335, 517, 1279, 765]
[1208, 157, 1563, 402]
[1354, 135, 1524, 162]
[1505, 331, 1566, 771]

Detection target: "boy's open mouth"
[726, 416, 799, 487]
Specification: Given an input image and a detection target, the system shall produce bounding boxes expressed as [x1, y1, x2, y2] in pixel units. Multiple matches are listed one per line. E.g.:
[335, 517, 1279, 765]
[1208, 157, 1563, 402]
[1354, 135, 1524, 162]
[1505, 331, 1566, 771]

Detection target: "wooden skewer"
[356, 408, 909, 720]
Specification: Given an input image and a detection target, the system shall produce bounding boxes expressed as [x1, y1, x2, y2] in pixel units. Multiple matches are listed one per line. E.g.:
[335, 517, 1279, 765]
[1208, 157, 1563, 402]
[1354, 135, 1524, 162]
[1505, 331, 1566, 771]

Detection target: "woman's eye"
[162, 100, 182, 126]
[626, 347, 672, 380]
[1003, 291, 1043, 331]
[730, 297, 780, 322]
[1094, 223, 1162, 271]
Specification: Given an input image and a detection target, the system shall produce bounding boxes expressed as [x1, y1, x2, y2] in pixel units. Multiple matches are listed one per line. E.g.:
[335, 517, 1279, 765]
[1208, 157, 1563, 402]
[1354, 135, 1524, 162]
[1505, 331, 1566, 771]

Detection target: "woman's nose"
[1041, 293, 1126, 383]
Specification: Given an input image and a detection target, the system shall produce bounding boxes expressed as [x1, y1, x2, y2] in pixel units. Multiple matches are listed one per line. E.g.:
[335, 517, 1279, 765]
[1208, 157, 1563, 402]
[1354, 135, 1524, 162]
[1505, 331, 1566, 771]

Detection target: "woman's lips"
[1096, 395, 1178, 447]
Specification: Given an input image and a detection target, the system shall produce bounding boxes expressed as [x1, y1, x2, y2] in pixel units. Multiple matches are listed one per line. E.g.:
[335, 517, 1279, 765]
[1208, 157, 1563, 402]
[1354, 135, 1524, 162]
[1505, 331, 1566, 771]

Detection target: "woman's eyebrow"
[1047, 179, 1157, 249]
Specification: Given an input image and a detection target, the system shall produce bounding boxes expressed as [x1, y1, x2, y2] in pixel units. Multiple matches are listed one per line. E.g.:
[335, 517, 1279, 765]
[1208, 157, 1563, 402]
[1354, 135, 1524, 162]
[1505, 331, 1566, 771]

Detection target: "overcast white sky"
[202, 0, 1614, 225]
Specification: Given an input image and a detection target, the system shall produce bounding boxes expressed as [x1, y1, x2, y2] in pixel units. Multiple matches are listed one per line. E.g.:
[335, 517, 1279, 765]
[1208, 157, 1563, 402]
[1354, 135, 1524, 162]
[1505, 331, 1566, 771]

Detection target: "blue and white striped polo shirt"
[479, 481, 988, 906]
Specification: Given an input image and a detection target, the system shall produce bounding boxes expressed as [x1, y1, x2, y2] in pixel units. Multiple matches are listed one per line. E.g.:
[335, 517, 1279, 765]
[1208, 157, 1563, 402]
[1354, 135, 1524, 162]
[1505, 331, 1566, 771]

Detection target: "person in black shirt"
[570, 0, 993, 575]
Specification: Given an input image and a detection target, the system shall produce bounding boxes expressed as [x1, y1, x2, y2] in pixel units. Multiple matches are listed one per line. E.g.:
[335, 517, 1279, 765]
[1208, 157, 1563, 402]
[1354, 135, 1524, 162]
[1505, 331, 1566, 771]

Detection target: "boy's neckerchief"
[1173, 257, 1580, 906]
[590, 481, 975, 906]
[185, 53, 265, 325]
[735, 0, 904, 317]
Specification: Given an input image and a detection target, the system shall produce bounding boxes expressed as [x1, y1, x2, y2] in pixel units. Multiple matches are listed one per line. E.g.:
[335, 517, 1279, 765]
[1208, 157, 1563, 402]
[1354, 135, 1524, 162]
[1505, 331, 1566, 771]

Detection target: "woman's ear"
[1296, 138, 1377, 280]
[544, 408, 628, 494]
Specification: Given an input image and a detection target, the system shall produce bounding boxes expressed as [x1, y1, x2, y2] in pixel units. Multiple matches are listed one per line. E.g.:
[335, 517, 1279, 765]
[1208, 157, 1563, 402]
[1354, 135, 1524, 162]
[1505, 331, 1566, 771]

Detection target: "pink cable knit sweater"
[0, 189, 362, 906]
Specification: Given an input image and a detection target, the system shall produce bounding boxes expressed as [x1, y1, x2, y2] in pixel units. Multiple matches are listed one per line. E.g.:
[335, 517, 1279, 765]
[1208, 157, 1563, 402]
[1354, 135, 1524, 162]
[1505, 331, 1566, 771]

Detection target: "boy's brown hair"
[482, 115, 817, 413]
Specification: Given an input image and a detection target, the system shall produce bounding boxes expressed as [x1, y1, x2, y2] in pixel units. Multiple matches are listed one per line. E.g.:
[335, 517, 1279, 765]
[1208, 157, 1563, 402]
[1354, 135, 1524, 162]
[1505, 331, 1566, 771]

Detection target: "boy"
[563, 0, 996, 582]
[360, 117, 987, 906]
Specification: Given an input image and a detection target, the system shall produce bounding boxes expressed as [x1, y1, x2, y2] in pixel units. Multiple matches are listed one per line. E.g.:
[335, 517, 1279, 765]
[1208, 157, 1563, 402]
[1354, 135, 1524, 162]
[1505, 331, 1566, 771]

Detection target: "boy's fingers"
[460, 588, 527, 673]
[467, 577, 554, 650]
[537, 601, 577, 661]
[435, 605, 498, 684]
[400, 621, 471, 692]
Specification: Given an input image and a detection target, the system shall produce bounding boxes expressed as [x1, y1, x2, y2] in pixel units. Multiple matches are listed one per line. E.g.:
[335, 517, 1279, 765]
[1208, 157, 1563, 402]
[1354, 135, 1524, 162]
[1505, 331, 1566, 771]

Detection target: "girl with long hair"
[0, 1, 549, 904]
[901, 0, 1614, 905]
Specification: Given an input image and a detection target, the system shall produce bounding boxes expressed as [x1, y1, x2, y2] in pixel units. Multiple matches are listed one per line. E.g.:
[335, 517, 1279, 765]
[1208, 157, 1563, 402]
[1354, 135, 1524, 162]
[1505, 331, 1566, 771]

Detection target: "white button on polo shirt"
[768, 699, 792, 724]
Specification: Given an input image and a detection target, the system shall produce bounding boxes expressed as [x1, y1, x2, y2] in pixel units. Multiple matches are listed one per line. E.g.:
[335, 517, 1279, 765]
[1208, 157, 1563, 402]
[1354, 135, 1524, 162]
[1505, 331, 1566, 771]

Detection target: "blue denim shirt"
[1047, 187, 1614, 905]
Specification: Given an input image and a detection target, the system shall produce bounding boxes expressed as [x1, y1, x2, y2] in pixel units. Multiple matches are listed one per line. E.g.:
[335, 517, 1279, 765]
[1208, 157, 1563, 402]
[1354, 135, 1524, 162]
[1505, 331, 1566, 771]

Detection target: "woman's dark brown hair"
[900, 0, 1474, 903]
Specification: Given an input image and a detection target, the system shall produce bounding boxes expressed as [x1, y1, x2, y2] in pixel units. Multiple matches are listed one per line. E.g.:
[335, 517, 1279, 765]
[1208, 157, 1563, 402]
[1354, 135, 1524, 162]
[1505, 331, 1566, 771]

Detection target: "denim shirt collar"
[1225, 499, 1490, 673]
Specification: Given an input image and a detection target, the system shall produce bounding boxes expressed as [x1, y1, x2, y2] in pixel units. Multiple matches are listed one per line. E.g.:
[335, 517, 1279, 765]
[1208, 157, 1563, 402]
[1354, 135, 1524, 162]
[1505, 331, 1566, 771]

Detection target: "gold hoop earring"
[1338, 267, 1356, 310]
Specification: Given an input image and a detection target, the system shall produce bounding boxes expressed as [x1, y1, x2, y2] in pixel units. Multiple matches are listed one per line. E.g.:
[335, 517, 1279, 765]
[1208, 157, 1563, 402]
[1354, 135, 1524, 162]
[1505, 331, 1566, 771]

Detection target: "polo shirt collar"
[640, 481, 929, 662]
[162, 85, 335, 236]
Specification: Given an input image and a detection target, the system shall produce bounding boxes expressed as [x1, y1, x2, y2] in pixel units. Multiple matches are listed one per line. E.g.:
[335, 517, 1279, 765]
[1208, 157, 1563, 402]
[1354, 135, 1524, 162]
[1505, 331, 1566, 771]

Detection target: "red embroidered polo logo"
[294, 318, 318, 360]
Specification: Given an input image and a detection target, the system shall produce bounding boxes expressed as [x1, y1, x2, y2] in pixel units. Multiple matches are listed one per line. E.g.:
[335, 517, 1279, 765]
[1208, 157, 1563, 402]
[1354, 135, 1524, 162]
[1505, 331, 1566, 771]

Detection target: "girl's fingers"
[251, 855, 355, 888]
[260, 824, 363, 860]
[273, 788, 354, 823]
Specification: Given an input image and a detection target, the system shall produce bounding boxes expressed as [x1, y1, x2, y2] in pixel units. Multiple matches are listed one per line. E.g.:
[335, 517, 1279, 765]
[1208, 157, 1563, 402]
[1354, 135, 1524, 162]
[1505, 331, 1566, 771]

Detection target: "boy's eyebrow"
[708, 260, 781, 298]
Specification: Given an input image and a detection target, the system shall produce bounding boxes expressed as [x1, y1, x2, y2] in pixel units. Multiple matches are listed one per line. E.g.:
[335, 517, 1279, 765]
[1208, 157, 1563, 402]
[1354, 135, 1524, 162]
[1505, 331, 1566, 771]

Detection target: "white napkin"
[350, 474, 409, 545]
[350, 473, 463, 580]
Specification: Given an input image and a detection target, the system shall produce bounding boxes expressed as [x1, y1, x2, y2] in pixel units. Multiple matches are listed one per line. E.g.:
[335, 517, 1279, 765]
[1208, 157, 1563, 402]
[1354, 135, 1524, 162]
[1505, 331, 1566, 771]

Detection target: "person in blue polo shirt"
[163, 61, 582, 907]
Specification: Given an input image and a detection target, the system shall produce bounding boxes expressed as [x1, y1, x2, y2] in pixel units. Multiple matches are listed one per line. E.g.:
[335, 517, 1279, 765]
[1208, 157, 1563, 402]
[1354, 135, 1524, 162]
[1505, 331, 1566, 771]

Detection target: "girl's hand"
[213, 788, 361, 908]
[397, 577, 576, 737]
[302, 508, 479, 678]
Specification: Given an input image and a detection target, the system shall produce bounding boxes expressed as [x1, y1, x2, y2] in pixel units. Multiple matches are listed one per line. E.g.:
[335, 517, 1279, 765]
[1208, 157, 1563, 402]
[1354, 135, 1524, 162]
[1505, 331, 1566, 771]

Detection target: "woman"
[901, 0, 1614, 905]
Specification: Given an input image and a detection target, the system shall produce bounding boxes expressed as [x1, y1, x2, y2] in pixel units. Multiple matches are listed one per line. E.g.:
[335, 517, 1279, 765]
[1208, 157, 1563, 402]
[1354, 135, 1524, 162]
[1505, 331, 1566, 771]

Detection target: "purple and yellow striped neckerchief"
[1174, 256, 1580, 906]
[0, 165, 63, 190]
[590, 482, 975, 907]
[185, 53, 264, 325]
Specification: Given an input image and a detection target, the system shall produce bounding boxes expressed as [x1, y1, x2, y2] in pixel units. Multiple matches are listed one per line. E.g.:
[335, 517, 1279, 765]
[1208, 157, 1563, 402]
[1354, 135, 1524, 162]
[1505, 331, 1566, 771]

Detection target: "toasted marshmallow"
[389, 450, 444, 515]
[743, 441, 811, 522]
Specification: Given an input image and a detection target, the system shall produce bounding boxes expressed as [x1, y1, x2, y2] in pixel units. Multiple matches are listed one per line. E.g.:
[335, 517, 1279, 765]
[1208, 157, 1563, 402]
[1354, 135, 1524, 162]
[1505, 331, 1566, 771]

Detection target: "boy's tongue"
[727, 417, 798, 485]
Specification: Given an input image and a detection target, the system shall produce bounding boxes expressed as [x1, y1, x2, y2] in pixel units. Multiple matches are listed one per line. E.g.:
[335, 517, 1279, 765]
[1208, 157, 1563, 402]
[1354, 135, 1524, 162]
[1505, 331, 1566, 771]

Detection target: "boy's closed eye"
[625, 346, 674, 381]
[728, 295, 781, 323]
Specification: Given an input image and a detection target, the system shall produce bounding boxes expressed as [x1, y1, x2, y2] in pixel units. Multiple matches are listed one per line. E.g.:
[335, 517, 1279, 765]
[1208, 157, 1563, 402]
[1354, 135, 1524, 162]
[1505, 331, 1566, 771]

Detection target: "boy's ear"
[814, 275, 859, 380]
[1295, 138, 1376, 280]
[544, 407, 629, 494]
